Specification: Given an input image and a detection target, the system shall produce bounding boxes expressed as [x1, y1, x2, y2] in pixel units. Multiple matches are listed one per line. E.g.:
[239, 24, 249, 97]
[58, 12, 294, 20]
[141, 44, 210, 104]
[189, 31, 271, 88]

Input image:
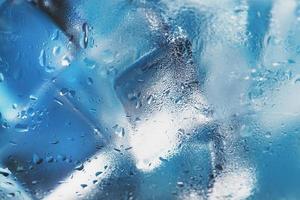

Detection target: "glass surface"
[1, 0, 300, 199]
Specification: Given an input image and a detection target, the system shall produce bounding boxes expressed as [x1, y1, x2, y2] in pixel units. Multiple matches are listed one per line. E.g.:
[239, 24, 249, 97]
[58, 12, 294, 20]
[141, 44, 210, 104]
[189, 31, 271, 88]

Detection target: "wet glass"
[1, 0, 300, 199]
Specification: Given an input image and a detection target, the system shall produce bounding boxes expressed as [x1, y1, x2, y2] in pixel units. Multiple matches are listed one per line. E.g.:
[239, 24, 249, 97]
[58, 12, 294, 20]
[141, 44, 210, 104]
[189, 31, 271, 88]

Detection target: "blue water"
[1, 0, 300, 199]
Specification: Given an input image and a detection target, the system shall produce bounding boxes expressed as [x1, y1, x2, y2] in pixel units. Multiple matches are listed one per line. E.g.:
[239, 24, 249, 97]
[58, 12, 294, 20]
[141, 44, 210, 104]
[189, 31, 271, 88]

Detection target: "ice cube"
[115, 37, 211, 171]
[0, 0, 71, 121]
[0, 86, 107, 198]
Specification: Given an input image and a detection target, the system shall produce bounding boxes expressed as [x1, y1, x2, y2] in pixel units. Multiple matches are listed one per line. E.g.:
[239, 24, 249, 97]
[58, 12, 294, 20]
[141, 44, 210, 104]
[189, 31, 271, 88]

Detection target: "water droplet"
[1, 122, 9, 129]
[100, 49, 114, 63]
[27, 107, 35, 117]
[87, 77, 93, 85]
[29, 95, 38, 101]
[39, 49, 46, 67]
[0, 167, 10, 177]
[61, 55, 71, 67]
[57, 154, 66, 161]
[135, 100, 142, 109]
[51, 30, 59, 40]
[288, 59, 296, 64]
[93, 127, 101, 135]
[265, 132, 272, 138]
[112, 124, 125, 137]
[15, 123, 29, 133]
[147, 95, 153, 104]
[177, 181, 184, 187]
[159, 157, 167, 162]
[177, 128, 185, 135]
[50, 140, 59, 145]
[175, 96, 183, 104]
[80, 23, 89, 49]
[59, 88, 69, 96]
[125, 147, 133, 151]
[54, 98, 64, 106]
[32, 180, 38, 185]
[7, 193, 15, 198]
[295, 78, 300, 84]
[134, 117, 141, 123]
[95, 171, 102, 176]
[9, 141, 17, 145]
[69, 90, 76, 98]
[16, 165, 25, 172]
[83, 58, 96, 69]
[0, 72, 4, 82]
[32, 154, 43, 164]
[80, 184, 88, 189]
[272, 62, 282, 67]
[46, 156, 54, 163]
[12, 103, 17, 109]
[75, 163, 84, 171]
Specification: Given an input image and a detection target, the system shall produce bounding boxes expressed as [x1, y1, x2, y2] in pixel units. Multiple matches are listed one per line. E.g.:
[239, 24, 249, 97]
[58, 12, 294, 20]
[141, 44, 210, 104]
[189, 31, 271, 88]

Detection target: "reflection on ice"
[131, 109, 210, 171]
[208, 167, 256, 200]
[43, 150, 115, 200]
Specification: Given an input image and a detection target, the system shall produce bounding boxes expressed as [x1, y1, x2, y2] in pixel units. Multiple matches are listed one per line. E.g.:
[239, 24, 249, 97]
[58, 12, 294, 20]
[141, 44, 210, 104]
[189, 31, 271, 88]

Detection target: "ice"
[0, 1, 105, 198]
[0, 0, 71, 121]
[115, 38, 211, 171]
[0, 86, 109, 198]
